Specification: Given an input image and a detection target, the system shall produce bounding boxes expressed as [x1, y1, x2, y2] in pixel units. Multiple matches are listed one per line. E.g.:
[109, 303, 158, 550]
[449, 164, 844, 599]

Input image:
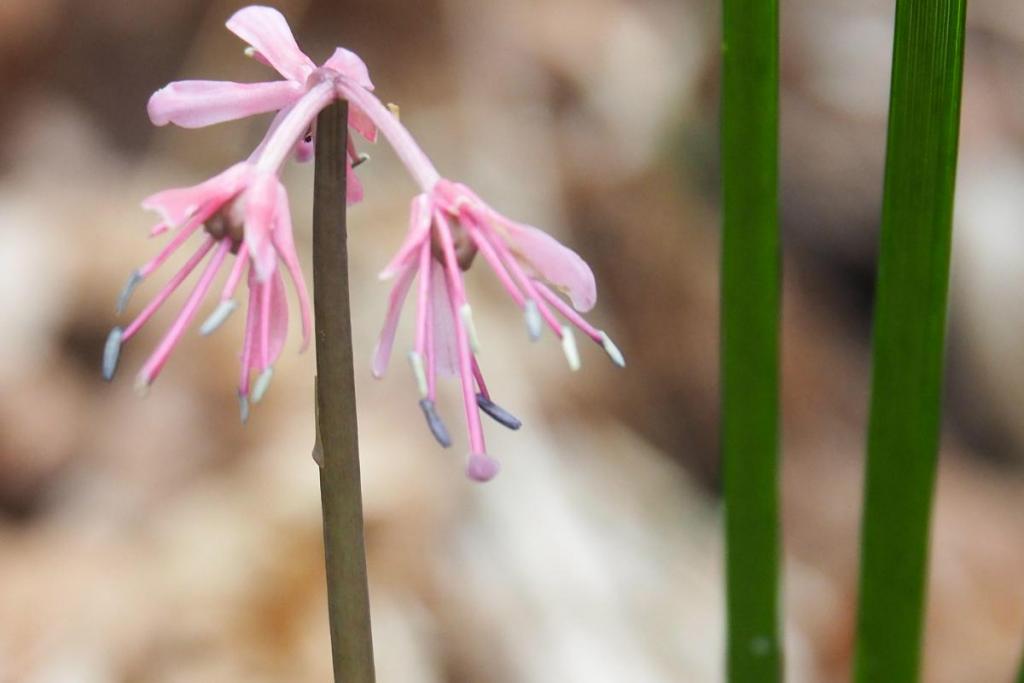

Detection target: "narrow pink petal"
[413, 241, 432, 358]
[378, 194, 432, 279]
[429, 262, 459, 377]
[534, 280, 602, 342]
[371, 262, 417, 378]
[434, 211, 486, 456]
[243, 172, 281, 281]
[349, 105, 378, 142]
[137, 239, 231, 385]
[294, 136, 314, 163]
[142, 163, 251, 229]
[147, 80, 302, 128]
[323, 47, 374, 90]
[240, 270, 259, 396]
[270, 185, 312, 350]
[347, 159, 364, 205]
[123, 238, 216, 341]
[225, 6, 315, 83]
[499, 217, 597, 312]
[246, 268, 289, 370]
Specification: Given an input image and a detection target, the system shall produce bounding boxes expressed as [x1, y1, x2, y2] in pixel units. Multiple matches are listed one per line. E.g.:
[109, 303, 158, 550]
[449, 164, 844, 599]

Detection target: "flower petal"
[347, 157, 364, 205]
[323, 47, 374, 90]
[243, 172, 281, 281]
[429, 262, 459, 377]
[378, 194, 432, 279]
[147, 80, 303, 128]
[501, 220, 597, 312]
[226, 6, 315, 83]
[270, 185, 312, 351]
[349, 104, 378, 142]
[247, 267, 289, 367]
[371, 261, 417, 378]
[141, 163, 252, 228]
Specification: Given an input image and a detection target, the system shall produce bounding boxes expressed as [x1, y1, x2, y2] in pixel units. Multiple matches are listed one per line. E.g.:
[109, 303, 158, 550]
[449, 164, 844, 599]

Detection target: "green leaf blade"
[720, 0, 782, 680]
[853, 0, 967, 681]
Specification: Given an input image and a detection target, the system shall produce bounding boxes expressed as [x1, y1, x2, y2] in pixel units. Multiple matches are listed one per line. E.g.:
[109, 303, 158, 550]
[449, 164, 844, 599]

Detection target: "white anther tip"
[600, 332, 625, 368]
[252, 367, 274, 404]
[561, 326, 581, 372]
[459, 303, 481, 354]
[244, 46, 257, 58]
[408, 351, 428, 398]
[133, 373, 151, 398]
[238, 394, 251, 424]
[524, 300, 542, 342]
[199, 300, 238, 336]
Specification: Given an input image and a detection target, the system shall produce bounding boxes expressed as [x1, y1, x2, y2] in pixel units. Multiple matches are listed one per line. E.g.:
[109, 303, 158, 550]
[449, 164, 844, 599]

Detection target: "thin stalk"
[720, 0, 781, 679]
[853, 0, 967, 680]
[1017, 646, 1024, 683]
[313, 99, 377, 683]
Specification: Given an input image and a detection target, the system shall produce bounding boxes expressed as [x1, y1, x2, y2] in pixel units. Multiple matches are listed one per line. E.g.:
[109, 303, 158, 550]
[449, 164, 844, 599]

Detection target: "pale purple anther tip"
[466, 453, 500, 482]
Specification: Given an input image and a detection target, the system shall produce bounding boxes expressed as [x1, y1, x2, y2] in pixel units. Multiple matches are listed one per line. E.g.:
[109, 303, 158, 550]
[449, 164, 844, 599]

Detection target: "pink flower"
[369, 180, 625, 482]
[103, 162, 312, 419]
[106, 4, 624, 479]
[147, 5, 377, 204]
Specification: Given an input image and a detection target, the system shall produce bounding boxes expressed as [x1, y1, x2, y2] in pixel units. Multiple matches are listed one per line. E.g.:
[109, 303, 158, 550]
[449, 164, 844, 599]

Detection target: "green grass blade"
[853, 0, 967, 680]
[720, 0, 781, 679]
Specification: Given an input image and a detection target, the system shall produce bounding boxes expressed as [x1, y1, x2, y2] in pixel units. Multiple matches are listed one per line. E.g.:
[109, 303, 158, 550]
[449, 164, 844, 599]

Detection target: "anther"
[599, 331, 625, 368]
[524, 299, 542, 341]
[116, 271, 143, 315]
[419, 399, 452, 448]
[352, 153, 370, 168]
[238, 393, 250, 424]
[476, 393, 522, 430]
[199, 300, 238, 336]
[387, 103, 400, 120]
[252, 367, 274, 403]
[561, 326, 581, 372]
[102, 327, 124, 381]
[133, 372, 151, 398]
[459, 304, 481, 354]
[408, 351, 428, 398]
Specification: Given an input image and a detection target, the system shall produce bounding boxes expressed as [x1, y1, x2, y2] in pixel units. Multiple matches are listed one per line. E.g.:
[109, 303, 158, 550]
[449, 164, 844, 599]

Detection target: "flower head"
[148, 5, 377, 203]
[370, 180, 625, 481]
[107, 4, 624, 480]
[103, 161, 310, 415]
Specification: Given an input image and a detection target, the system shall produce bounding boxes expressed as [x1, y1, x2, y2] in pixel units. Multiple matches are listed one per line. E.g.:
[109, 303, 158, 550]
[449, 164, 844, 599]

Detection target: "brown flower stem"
[312, 99, 376, 683]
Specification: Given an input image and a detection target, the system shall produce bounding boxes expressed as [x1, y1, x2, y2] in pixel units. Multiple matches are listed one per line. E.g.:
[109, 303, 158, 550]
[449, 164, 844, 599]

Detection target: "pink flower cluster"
[104, 5, 623, 481]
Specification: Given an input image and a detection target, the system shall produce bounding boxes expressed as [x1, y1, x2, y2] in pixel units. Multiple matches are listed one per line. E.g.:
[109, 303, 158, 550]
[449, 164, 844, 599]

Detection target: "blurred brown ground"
[0, 0, 1023, 681]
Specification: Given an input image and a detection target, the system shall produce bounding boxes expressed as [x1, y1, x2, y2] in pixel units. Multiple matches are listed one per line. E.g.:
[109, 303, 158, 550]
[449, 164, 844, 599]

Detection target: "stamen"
[419, 399, 452, 447]
[387, 103, 400, 120]
[408, 351, 428, 398]
[466, 453, 500, 482]
[244, 46, 257, 58]
[524, 299, 543, 341]
[459, 303, 481, 354]
[116, 271, 143, 315]
[102, 327, 124, 381]
[476, 393, 522, 430]
[561, 325, 581, 372]
[134, 372, 151, 397]
[199, 299, 238, 336]
[238, 392, 250, 424]
[599, 331, 626, 368]
[352, 153, 370, 168]
[252, 367, 274, 403]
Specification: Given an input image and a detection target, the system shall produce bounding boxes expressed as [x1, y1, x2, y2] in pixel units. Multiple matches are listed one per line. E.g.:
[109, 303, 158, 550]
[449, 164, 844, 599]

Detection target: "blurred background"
[1, 0, 1023, 681]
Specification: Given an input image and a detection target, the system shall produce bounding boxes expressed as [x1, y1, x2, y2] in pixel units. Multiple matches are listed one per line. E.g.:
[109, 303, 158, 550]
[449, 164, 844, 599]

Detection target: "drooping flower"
[148, 5, 377, 204]
[106, 4, 623, 480]
[367, 179, 625, 481]
[102, 160, 311, 417]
